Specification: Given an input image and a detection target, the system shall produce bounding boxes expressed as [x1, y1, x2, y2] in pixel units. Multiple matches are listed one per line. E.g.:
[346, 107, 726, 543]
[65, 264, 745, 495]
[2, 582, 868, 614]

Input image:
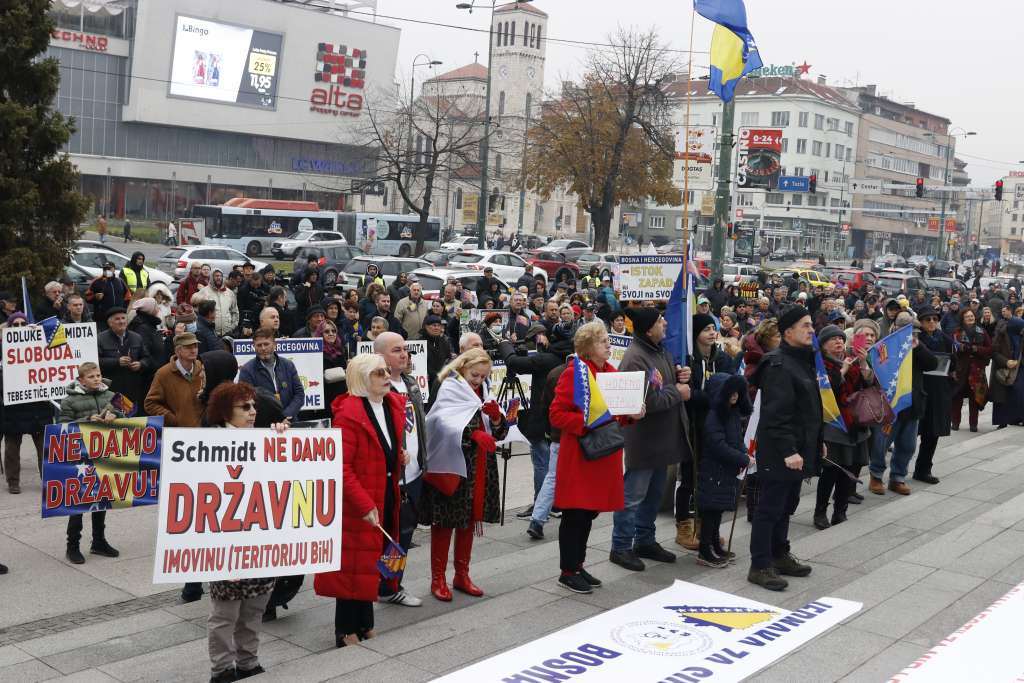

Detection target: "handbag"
[995, 343, 1022, 387]
[848, 385, 895, 428]
[579, 420, 624, 461]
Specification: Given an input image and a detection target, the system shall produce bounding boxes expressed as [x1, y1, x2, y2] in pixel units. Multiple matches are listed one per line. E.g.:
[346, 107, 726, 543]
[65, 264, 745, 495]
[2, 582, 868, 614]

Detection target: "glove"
[470, 430, 497, 453]
[481, 400, 502, 422]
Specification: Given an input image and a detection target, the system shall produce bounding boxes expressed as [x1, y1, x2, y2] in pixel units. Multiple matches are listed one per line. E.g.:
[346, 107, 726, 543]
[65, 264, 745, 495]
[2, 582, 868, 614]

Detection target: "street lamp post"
[926, 128, 976, 259]
[403, 54, 442, 214]
[457, 0, 532, 249]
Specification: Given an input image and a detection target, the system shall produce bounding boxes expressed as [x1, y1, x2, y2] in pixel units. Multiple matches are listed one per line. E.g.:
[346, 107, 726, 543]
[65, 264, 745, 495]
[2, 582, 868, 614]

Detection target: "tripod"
[496, 371, 529, 526]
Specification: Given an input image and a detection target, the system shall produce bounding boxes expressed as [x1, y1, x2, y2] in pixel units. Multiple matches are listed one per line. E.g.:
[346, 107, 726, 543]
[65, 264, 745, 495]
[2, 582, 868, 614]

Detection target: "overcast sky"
[370, 0, 1020, 185]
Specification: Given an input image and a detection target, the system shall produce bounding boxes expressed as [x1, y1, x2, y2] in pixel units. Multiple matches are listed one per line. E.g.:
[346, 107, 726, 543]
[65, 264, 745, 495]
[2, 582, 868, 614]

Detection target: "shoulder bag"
[995, 339, 1023, 387]
[848, 385, 896, 428]
[579, 420, 625, 461]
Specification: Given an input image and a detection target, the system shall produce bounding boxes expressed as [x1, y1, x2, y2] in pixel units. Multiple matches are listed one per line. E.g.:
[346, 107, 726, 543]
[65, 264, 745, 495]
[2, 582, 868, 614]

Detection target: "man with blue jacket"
[238, 327, 305, 420]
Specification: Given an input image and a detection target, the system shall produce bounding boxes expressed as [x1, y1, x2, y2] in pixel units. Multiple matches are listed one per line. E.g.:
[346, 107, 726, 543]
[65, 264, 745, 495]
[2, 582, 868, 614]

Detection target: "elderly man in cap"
[144, 332, 206, 428]
[610, 307, 691, 570]
[475, 265, 499, 302]
[747, 306, 821, 591]
[97, 307, 152, 410]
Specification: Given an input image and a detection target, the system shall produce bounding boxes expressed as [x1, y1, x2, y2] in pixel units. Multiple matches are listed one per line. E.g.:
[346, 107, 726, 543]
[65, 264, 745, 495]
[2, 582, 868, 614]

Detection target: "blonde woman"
[421, 348, 508, 601]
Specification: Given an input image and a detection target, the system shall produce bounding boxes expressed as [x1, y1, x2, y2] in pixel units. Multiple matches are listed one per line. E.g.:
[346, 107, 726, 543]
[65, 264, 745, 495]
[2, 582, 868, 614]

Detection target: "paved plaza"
[2, 421, 1024, 682]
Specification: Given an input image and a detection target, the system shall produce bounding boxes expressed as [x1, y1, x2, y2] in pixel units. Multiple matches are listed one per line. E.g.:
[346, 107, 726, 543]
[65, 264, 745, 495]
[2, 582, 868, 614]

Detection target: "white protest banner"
[608, 334, 631, 369]
[616, 255, 683, 300]
[436, 580, 861, 683]
[596, 371, 645, 416]
[153, 427, 343, 583]
[357, 339, 429, 399]
[891, 581, 1024, 682]
[233, 338, 324, 411]
[2, 322, 98, 405]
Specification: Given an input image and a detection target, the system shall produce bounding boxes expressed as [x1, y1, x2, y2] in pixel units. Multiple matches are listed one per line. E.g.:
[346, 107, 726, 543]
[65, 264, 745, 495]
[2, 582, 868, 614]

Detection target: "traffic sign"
[777, 175, 810, 192]
[735, 209, 744, 219]
[849, 179, 883, 195]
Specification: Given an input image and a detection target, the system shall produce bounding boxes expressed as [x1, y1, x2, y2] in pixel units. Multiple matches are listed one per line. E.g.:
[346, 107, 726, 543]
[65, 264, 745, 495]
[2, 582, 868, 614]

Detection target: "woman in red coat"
[550, 321, 643, 595]
[314, 353, 406, 648]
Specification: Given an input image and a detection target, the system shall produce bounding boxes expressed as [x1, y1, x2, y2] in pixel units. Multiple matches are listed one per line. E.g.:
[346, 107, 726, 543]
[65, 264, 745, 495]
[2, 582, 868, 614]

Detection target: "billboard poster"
[153, 427, 343, 583]
[169, 15, 283, 110]
[233, 338, 324, 411]
[673, 126, 715, 191]
[2, 322, 98, 405]
[737, 128, 783, 190]
[615, 255, 683, 301]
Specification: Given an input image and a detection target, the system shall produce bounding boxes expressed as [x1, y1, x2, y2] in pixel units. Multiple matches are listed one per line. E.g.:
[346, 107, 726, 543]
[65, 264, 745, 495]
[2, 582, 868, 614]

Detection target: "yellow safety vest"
[121, 267, 149, 292]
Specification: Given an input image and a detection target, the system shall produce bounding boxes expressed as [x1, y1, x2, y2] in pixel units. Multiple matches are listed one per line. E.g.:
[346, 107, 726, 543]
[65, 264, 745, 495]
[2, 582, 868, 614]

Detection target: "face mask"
[104, 270, 113, 278]
[186, 322, 197, 333]
[490, 324, 502, 335]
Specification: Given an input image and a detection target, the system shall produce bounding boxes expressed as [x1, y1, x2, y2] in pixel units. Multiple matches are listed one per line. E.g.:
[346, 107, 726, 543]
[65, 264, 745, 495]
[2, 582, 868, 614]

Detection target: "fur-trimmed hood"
[705, 372, 752, 418]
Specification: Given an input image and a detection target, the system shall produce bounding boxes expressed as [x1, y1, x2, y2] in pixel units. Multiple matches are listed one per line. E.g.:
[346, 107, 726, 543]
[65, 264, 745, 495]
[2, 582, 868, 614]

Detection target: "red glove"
[481, 400, 502, 422]
[470, 430, 497, 453]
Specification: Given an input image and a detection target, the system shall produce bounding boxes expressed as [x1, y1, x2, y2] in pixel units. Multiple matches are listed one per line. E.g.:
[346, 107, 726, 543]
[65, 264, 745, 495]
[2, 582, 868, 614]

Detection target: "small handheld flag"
[870, 325, 914, 416]
[813, 334, 847, 433]
[111, 393, 136, 418]
[572, 356, 612, 428]
[39, 316, 67, 349]
[376, 525, 407, 579]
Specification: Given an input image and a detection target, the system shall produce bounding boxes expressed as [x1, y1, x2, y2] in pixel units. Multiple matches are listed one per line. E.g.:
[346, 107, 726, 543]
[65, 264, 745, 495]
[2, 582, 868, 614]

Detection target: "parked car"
[527, 251, 581, 282]
[410, 267, 512, 306]
[575, 252, 620, 281]
[421, 249, 457, 267]
[156, 246, 268, 280]
[927, 259, 954, 276]
[773, 268, 831, 289]
[770, 249, 800, 263]
[515, 234, 550, 252]
[875, 271, 929, 295]
[305, 244, 367, 287]
[722, 263, 759, 285]
[74, 240, 126, 255]
[926, 277, 968, 295]
[439, 235, 481, 252]
[337, 255, 431, 290]
[270, 230, 347, 259]
[541, 239, 592, 260]
[72, 248, 174, 287]
[871, 254, 907, 272]
[655, 239, 683, 254]
[446, 249, 548, 286]
[833, 269, 877, 291]
[907, 254, 930, 267]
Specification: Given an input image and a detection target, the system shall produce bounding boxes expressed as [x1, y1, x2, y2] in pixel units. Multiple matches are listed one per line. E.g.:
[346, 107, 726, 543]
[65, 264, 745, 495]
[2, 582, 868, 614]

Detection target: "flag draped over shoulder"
[694, 0, 763, 103]
[572, 356, 612, 428]
[870, 325, 914, 415]
[813, 334, 848, 433]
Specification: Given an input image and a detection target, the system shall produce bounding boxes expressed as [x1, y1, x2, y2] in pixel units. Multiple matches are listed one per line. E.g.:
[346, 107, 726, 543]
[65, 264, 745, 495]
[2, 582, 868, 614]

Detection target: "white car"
[445, 250, 547, 286]
[156, 246, 268, 280]
[70, 249, 173, 289]
[270, 230, 347, 259]
[409, 267, 512, 306]
[439, 235, 480, 252]
[722, 263, 760, 284]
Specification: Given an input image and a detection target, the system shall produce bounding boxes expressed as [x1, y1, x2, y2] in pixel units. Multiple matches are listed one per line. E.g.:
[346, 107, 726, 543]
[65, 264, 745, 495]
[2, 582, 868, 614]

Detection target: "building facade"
[47, 0, 399, 223]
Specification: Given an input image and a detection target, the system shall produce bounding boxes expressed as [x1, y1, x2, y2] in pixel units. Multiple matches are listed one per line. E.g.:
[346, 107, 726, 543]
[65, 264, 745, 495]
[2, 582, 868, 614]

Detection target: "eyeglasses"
[322, 329, 337, 336]
[10, 322, 27, 327]
[234, 402, 256, 411]
[370, 368, 389, 378]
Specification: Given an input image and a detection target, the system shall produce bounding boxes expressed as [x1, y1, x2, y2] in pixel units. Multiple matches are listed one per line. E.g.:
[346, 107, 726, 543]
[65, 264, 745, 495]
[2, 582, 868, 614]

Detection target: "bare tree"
[527, 28, 679, 251]
[357, 82, 489, 255]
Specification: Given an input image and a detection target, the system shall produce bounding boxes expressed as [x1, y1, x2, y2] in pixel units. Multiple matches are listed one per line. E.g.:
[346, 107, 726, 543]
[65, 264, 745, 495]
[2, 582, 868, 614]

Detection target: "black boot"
[90, 538, 120, 558]
[66, 542, 85, 564]
[813, 507, 831, 530]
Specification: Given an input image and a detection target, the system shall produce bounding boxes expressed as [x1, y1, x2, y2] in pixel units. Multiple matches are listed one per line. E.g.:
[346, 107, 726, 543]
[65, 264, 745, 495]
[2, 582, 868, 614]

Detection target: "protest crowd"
[3, 249, 1024, 682]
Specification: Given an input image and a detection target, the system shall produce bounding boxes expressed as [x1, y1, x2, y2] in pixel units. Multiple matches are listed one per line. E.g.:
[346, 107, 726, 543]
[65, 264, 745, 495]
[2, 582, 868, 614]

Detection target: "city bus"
[337, 212, 441, 256]
[192, 199, 340, 257]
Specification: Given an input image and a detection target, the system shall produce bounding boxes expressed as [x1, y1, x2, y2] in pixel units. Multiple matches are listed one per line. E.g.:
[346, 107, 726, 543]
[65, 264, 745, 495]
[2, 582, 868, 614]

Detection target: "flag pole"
[681, 7, 696, 275]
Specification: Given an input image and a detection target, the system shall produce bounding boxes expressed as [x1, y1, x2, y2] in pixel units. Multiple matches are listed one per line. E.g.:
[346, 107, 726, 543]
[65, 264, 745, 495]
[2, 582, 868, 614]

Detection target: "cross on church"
[474, 51, 480, 63]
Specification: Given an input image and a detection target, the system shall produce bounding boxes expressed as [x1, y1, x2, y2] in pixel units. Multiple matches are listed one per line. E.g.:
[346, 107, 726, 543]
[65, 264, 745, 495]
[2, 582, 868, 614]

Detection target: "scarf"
[316, 321, 344, 360]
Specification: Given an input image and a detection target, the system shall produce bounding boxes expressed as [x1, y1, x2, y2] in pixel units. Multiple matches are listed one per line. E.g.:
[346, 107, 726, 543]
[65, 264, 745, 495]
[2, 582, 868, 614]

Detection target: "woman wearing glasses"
[204, 381, 287, 683]
[316, 319, 347, 409]
[314, 353, 406, 647]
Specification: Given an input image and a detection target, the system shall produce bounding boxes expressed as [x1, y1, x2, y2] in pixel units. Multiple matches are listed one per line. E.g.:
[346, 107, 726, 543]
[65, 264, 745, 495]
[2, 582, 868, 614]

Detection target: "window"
[740, 111, 759, 126]
[1015, 214, 1019, 223]
[1015, 200, 1021, 209]
[650, 215, 665, 229]
[781, 138, 788, 153]
[845, 121, 854, 136]
[798, 112, 809, 127]
[796, 139, 807, 154]
[524, 21, 530, 46]
[831, 198, 841, 207]
[812, 141, 823, 156]
[793, 166, 804, 176]
[771, 111, 790, 127]
[823, 171, 829, 182]
[536, 25, 541, 48]
[791, 194, 803, 206]
[495, 23, 501, 46]
[814, 114, 824, 130]
[835, 144, 844, 160]
[498, 91, 505, 117]
[495, 153, 502, 176]
[510, 21, 516, 44]
[454, 188, 463, 209]
[826, 117, 840, 131]
[825, 143, 831, 158]
[766, 193, 784, 205]
[808, 196, 819, 207]
[846, 148, 852, 162]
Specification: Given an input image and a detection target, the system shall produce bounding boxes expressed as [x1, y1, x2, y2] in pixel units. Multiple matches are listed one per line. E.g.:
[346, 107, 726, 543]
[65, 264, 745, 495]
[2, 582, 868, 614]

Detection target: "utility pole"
[937, 143, 952, 259]
[710, 98, 735, 278]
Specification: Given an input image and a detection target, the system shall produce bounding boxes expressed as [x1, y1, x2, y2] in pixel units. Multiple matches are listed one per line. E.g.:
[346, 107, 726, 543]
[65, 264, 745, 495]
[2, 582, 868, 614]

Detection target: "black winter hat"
[626, 307, 661, 337]
[692, 313, 717, 344]
[817, 324, 845, 347]
[778, 305, 810, 335]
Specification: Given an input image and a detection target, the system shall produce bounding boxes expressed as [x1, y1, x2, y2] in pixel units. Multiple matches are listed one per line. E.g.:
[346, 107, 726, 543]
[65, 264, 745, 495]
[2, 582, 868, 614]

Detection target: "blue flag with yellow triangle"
[572, 356, 612, 429]
[39, 316, 67, 349]
[695, 0, 763, 103]
[870, 324, 914, 416]
[813, 334, 847, 433]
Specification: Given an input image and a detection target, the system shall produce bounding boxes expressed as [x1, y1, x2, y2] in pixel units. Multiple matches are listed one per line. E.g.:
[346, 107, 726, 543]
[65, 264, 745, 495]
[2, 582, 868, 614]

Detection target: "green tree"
[0, 1, 87, 306]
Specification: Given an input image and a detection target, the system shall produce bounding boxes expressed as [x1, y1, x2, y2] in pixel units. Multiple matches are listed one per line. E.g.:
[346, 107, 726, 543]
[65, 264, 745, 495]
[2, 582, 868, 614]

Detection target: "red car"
[527, 251, 581, 282]
[832, 269, 876, 291]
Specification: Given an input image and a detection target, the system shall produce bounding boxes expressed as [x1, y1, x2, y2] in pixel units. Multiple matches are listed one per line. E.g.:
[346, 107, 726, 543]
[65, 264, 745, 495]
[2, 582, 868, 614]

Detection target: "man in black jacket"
[748, 306, 821, 592]
[194, 300, 223, 354]
[96, 307, 152, 410]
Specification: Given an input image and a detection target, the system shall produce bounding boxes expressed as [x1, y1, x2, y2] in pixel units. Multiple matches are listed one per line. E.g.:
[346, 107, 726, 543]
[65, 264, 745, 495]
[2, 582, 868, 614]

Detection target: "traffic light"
[727, 222, 735, 239]
[808, 174, 817, 194]
[916, 177, 925, 198]
[995, 180, 1004, 201]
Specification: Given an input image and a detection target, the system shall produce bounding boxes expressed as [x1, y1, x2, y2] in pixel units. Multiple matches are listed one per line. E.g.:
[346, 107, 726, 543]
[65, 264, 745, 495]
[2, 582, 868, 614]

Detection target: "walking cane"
[822, 455, 863, 487]
[726, 463, 752, 555]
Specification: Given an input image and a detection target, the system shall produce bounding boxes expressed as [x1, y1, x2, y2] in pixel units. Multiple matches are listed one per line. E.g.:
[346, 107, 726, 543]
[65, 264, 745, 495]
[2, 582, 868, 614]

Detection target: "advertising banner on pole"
[357, 340, 429, 399]
[233, 338, 324, 411]
[42, 416, 163, 518]
[737, 128, 783, 190]
[615, 255, 683, 301]
[673, 126, 716, 191]
[436, 580, 861, 682]
[2, 322, 98, 405]
[153, 427, 343, 583]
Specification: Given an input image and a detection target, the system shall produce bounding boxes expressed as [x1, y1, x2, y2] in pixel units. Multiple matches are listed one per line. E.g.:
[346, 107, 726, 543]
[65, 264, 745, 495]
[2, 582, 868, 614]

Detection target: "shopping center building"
[47, 0, 398, 222]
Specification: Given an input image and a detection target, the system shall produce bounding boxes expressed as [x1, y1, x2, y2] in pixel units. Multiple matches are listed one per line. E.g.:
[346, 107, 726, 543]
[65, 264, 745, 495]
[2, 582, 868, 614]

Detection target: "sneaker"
[747, 566, 788, 591]
[609, 549, 645, 571]
[772, 552, 812, 577]
[578, 568, 602, 588]
[235, 665, 265, 679]
[383, 589, 422, 607]
[713, 547, 737, 564]
[558, 572, 593, 594]
[549, 510, 562, 518]
[526, 520, 544, 540]
[888, 480, 911, 496]
[696, 553, 728, 569]
[635, 542, 677, 564]
[515, 504, 535, 519]
[90, 539, 120, 558]
[913, 473, 940, 485]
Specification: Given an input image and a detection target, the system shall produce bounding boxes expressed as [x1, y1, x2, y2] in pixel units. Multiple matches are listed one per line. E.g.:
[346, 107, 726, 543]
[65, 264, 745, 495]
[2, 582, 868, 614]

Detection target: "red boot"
[452, 527, 483, 597]
[430, 526, 453, 602]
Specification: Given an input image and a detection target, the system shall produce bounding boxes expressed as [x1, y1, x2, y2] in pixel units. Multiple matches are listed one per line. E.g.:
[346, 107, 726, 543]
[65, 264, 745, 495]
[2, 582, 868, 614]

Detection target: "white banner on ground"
[357, 340, 429, 400]
[153, 427, 343, 583]
[436, 580, 861, 683]
[890, 581, 1024, 682]
[608, 334, 631, 368]
[2, 323, 98, 405]
[616, 255, 683, 300]
[233, 338, 325, 411]
[596, 371, 645, 416]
